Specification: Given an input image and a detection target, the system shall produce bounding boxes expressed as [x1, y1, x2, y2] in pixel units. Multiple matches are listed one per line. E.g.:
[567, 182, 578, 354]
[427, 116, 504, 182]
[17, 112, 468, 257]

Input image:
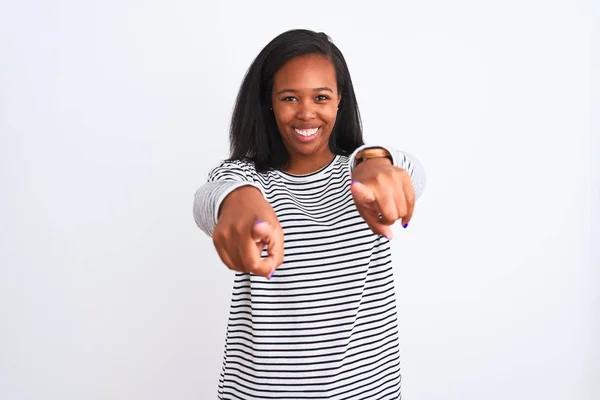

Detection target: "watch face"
[357, 148, 391, 162]
[354, 150, 393, 171]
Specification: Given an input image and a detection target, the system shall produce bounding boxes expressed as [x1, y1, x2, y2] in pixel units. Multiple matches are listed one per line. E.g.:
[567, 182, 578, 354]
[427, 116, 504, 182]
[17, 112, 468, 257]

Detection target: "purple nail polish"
[267, 271, 274, 280]
[254, 220, 265, 226]
[403, 223, 409, 229]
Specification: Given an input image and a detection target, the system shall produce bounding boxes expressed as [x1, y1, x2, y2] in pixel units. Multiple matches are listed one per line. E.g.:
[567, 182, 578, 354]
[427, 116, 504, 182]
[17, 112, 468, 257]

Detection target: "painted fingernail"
[254, 220, 265, 226]
[403, 223, 409, 229]
[267, 271, 274, 280]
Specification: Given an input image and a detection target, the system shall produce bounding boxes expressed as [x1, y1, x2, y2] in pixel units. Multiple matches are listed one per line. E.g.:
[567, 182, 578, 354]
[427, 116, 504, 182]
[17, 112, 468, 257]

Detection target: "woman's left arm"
[349, 145, 426, 200]
[348, 145, 426, 239]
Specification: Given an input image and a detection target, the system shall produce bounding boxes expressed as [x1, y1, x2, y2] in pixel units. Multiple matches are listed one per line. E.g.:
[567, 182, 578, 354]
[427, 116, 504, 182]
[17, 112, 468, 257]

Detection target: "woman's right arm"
[192, 160, 283, 278]
[193, 160, 265, 237]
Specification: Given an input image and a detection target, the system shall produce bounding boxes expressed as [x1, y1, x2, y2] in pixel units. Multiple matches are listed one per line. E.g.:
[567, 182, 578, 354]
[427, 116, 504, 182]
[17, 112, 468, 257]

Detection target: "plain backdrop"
[1, 0, 598, 399]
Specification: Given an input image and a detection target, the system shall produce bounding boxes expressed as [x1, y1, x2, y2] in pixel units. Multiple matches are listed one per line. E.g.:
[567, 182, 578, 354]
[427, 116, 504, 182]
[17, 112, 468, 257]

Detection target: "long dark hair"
[228, 29, 364, 172]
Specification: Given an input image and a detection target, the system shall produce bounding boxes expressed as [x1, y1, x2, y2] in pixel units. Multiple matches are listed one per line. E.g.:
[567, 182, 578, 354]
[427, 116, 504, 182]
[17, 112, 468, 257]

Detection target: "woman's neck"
[284, 151, 335, 175]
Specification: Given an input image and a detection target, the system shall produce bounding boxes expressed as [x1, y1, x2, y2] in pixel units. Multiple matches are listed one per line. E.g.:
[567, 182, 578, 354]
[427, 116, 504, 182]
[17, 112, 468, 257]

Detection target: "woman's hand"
[350, 158, 415, 239]
[212, 186, 284, 278]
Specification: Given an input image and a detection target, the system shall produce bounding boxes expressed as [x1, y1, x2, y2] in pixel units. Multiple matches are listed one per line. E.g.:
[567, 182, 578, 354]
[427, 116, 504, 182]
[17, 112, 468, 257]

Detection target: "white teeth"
[294, 127, 319, 137]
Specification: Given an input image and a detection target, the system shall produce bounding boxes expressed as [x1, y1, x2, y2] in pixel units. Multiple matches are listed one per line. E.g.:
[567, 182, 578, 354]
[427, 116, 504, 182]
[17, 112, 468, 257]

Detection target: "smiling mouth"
[294, 127, 320, 137]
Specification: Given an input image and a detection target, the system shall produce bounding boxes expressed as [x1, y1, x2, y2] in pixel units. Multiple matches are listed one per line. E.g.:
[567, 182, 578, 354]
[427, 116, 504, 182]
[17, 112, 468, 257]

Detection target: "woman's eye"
[281, 95, 329, 102]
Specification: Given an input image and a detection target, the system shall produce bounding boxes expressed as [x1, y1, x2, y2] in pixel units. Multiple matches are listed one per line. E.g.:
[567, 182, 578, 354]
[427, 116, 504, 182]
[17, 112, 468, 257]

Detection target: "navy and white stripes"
[193, 147, 425, 399]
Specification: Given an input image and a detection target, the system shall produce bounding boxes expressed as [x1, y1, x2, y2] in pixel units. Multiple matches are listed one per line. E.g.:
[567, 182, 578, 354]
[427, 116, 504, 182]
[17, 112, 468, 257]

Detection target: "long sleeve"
[193, 160, 264, 237]
[349, 144, 427, 200]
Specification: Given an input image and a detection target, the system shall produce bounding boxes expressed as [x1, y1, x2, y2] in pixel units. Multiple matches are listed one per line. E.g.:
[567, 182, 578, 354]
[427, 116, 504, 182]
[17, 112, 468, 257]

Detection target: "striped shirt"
[194, 146, 426, 399]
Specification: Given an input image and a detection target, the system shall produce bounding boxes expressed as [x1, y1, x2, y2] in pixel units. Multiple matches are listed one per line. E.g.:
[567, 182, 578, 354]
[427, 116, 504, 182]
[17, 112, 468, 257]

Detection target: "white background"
[1, 0, 598, 399]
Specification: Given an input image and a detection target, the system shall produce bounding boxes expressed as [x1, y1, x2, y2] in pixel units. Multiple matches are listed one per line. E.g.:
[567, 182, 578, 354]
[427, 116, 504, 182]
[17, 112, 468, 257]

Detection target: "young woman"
[194, 29, 426, 400]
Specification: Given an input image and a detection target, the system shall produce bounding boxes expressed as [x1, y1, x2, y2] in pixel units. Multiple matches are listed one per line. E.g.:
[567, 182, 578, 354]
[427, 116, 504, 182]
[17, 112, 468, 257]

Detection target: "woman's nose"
[296, 100, 317, 120]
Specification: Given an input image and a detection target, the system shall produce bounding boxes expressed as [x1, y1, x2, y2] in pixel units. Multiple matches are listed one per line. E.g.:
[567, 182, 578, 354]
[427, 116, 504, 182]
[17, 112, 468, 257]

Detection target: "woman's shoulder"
[208, 158, 260, 182]
[211, 157, 260, 171]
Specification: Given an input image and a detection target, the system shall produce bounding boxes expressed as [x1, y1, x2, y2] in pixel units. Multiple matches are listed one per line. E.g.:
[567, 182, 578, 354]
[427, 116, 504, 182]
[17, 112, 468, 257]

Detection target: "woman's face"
[271, 54, 341, 170]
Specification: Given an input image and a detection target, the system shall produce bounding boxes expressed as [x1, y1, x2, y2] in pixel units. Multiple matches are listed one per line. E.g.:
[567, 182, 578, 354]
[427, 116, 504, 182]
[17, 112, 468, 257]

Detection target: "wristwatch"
[354, 147, 393, 168]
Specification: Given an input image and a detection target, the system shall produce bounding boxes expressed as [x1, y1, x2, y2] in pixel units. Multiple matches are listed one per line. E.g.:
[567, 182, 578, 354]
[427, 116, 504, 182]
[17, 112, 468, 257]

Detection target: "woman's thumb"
[251, 220, 272, 242]
[350, 181, 376, 204]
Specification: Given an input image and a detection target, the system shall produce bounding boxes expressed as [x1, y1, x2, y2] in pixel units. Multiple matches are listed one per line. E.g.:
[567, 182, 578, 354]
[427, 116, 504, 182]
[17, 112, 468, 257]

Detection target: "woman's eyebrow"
[276, 87, 334, 95]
